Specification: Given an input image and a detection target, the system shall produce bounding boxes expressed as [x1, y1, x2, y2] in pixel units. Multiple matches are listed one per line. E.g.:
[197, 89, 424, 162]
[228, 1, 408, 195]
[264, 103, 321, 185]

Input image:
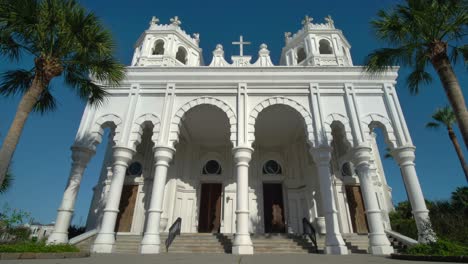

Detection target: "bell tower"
[131, 16, 203, 67]
[280, 15, 353, 66]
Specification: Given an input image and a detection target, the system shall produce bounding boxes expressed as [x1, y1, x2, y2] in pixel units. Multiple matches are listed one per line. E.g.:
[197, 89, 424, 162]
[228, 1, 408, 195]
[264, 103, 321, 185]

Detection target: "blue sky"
[0, 0, 467, 225]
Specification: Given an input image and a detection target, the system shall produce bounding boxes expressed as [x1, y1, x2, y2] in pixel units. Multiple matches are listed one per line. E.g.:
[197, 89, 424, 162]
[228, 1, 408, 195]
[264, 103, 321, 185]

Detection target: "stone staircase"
[81, 232, 409, 255]
[165, 233, 231, 253]
[341, 233, 369, 254]
[114, 234, 144, 254]
[386, 234, 408, 253]
[114, 233, 231, 254]
[251, 234, 318, 254]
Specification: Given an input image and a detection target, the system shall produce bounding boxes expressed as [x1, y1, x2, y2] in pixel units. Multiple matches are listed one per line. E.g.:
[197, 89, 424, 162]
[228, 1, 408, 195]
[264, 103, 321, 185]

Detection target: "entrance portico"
[47, 15, 434, 256]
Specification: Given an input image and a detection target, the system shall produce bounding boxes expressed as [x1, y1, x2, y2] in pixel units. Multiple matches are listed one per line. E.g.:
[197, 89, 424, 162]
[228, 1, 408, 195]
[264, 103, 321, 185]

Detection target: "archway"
[251, 103, 314, 234]
[169, 103, 234, 233]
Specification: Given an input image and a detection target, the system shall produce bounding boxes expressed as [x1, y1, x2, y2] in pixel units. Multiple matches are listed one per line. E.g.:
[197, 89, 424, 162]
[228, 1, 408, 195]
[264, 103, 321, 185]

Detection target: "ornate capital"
[232, 145, 254, 165]
[112, 146, 135, 165]
[391, 146, 416, 166]
[153, 145, 176, 166]
[71, 146, 95, 165]
[309, 145, 332, 166]
[353, 144, 372, 169]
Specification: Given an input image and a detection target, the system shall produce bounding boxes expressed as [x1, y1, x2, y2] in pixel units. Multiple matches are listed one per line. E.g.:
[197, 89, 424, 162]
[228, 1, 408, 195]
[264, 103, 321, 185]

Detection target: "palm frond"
[33, 87, 58, 114]
[0, 171, 13, 194]
[0, 30, 21, 61]
[428, 106, 457, 129]
[426, 122, 440, 129]
[0, 69, 34, 96]
[64, 69, 109, 106]
[364, 46, 416, 73]
[407, 50, 432, 94]
[450, 44, 468, 66]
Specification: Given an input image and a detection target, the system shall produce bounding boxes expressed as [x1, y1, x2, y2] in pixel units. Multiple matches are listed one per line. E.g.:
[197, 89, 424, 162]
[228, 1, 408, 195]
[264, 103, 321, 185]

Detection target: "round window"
[341, 162, 354, 177]
[262, 160, 282, 175]
[203, 160, 221, 175]
[127, 162, 143, 176]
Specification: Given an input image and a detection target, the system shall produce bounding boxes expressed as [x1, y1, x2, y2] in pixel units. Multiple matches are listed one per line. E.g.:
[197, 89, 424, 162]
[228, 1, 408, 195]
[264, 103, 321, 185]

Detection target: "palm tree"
[365, 0, 468, 148]
[0, 0, 125, 187]
[426, 106, 468, 182]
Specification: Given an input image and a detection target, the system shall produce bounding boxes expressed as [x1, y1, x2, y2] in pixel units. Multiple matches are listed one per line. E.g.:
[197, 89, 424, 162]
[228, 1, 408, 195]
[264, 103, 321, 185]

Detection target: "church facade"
[47, 16, 432, 255]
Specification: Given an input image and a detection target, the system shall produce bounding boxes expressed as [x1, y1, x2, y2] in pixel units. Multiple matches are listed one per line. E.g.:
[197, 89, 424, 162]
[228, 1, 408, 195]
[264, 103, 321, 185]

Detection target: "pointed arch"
[248, 96, 314, 145]
[361, 113, 398, 148]
[169, 97, 237, 147]
[129, 113, 161, 150]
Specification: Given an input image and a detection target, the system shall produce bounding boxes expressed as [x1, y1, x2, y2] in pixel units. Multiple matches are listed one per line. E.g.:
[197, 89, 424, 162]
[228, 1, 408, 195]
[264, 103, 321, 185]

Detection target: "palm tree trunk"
[448, 128, 468, 183]
[0, 75, 46, 187]
[431, 53, 468, 150]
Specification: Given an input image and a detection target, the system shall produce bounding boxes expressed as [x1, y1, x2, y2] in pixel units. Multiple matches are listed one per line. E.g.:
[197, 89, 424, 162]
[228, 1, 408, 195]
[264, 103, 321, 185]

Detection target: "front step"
[114, 233, 231, 254]
[250, 234, 317, 254]
[113, 233, 405, 255]
[341, 233, 369, 254]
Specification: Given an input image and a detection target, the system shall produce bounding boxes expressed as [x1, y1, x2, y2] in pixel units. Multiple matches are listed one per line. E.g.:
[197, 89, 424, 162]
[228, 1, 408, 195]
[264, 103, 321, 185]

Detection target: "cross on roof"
[170, 16, 181, 26]
[302, 15, 313, 25]
[232, 35, 251, 56]
[149, 16, 159, 26]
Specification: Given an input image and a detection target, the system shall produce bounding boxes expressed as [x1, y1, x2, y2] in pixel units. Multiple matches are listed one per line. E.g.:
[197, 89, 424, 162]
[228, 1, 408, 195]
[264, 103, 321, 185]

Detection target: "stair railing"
[165, 217, 182, 252]
[302, 217, 318, 253]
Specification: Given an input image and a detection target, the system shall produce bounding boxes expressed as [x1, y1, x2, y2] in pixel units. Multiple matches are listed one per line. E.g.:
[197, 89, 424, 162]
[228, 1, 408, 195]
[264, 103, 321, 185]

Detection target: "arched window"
[176, 46, 188, 64]
[262, 160, 282, 175]
[203, 160, 222, 175]
[297, 47, 306, 64]
[152, 40, 165, 55]
[319, 39, 333, 54]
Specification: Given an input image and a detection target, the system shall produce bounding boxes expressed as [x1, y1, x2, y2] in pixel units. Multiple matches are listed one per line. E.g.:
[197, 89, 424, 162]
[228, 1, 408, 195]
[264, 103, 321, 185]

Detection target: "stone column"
[392, 146, 435, 243]
[92, 146, 135, 253]
[310, 146, 348, 255]
[47, 146, 95, 244]
[232, 146, 254, 255]
[353, 145, 394, 255]
[140, 145, 175, 254]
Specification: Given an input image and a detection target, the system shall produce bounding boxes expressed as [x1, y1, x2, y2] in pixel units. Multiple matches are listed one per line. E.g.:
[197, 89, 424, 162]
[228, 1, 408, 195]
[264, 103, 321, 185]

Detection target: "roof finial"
[302, 15, 313, 27]
[149, 16, 159, 26]
[170, 16, 182, 27]
[284, 32, 292, 44]
[325, 15, 335, 28]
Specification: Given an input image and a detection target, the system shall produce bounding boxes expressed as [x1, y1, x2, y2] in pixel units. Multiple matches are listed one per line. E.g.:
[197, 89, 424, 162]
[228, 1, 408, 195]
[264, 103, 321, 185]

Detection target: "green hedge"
[0, 242, 79, 253]
[403, 239, 468, 256]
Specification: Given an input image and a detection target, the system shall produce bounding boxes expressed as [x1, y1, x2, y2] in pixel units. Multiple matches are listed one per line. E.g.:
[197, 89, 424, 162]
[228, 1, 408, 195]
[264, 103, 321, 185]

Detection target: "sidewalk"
[0, 253, 446, 264]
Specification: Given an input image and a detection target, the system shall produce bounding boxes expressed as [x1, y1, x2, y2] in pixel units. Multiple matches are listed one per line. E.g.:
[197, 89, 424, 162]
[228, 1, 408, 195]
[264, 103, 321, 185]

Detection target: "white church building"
[47, 15, 432, 255]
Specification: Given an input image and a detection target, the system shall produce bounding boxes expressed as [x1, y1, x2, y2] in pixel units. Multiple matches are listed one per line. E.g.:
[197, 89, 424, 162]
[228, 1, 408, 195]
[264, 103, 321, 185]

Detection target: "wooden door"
[198, 183, 222, 233]
[115, 185, 138, 232]
[346, 185, 369, 234]
[263, 183, 286, 233]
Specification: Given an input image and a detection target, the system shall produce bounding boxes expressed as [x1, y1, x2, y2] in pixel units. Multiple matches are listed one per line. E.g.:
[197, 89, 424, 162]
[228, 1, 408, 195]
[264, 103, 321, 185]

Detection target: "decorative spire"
[284, 32, 292, 44]
[170, 16, 182, 27]
[209, 44, 230, 67]
[253, 43, 274, 67]
[192, 33, 200, 44]
[325, 15, 335, 28]
[302, 15, 313, 27]
[149, 16, 159, 26]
